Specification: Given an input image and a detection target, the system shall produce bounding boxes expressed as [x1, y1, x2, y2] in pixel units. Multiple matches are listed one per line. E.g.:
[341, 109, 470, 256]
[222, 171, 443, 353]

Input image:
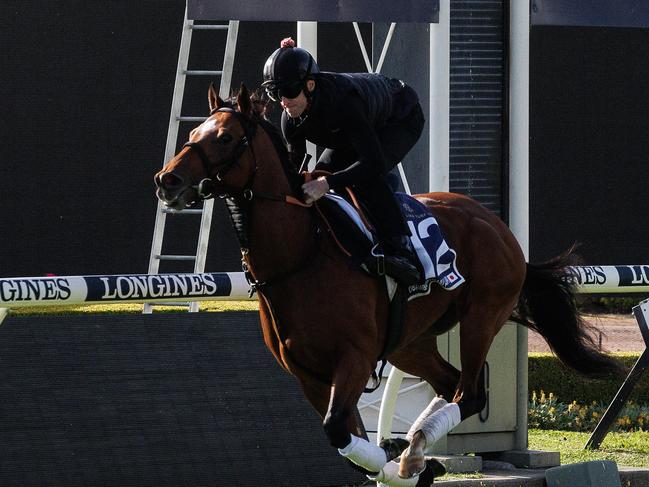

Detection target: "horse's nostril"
[158, 172, 184, 190]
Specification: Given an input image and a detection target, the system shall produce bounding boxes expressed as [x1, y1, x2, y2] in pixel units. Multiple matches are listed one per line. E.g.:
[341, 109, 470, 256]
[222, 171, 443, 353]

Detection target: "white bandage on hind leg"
[368, 461, 419, 487]
[338, 434, 388, 472]
[406, 396, 449, 442]
[406, 398, 461, 447]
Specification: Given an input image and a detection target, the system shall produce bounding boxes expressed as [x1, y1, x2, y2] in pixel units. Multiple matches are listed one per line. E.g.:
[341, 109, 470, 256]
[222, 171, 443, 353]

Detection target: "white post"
[509, 0, 530, 451]
[429, 0, 450, 192]
[297, 21, 318, 169]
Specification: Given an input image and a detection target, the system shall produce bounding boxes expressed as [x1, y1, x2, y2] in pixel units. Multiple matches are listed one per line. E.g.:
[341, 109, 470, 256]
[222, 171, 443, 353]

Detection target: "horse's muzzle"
[154, 170, 196, 209]
[155, 171, 184, 192]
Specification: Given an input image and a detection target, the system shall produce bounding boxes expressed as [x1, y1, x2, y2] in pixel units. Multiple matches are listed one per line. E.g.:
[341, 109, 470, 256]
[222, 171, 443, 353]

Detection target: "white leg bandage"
[338, 434, 388, 472]
[406, 396, 449, 442]
[406, 398, 461, 447]
[368, 461, 420, 487]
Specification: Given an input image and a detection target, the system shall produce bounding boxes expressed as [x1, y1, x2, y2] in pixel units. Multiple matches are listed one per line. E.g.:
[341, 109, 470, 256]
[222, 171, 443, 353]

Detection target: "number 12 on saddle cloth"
[318, 190, 465, 299]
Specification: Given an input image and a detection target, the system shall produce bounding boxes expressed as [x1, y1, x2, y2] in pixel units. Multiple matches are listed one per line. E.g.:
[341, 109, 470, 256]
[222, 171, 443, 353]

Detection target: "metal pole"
[429, 0, 450, 192]
[585, 299, 649, 449]
[585, 349, 649, 449]
[297, 21, 318, 170]
[509, 0, 530, 451]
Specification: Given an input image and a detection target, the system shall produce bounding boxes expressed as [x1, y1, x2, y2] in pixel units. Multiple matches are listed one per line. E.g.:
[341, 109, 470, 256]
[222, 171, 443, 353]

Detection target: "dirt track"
[528, 313, 647, 353]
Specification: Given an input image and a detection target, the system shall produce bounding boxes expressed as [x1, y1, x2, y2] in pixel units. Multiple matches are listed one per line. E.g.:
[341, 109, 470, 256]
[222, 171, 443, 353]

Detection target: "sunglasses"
[264, 81, 304, 101]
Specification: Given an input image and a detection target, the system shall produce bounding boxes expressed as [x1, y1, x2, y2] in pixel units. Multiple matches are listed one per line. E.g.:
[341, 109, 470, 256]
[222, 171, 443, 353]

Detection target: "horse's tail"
[516, 246, 626, 379]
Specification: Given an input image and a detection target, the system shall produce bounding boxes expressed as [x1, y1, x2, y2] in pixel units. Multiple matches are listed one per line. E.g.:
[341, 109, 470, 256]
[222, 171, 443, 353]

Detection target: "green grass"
[435, 430, 649, 481]
[437, 471, 486, 481]
[529, 429, 649, 468]
[7, 300, 259, 316]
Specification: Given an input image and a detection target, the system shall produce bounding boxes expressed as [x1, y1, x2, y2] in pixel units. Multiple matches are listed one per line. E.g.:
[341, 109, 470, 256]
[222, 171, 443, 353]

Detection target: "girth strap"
[364, 285, 407, 393]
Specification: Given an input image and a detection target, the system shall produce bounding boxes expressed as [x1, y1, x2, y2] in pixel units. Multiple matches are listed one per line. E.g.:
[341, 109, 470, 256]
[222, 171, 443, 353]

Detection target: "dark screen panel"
[531, 0, 649, 28]
[530, 26, 649, 264]
[0, 312, 364, 487]
[188, 0, 439, 23]
[449, 0, 506, 217]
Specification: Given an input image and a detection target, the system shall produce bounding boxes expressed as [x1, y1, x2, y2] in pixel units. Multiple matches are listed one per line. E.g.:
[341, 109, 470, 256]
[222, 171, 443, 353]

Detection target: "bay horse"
[154, 84, 623, 486]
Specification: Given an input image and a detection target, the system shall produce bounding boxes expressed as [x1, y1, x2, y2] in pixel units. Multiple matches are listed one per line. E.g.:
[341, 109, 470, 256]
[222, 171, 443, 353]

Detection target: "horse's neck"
[246, 131, 312, 280]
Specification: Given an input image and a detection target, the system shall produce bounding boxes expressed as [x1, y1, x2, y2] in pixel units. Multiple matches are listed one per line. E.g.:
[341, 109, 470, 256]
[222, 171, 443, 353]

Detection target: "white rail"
[0, 272, 251, 310]
[569, 265, 649, 294]
[1, 265, 648, 310]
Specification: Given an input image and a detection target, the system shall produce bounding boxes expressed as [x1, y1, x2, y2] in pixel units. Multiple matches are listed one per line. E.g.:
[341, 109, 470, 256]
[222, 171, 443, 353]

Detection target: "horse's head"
[155, 83, 259, 210]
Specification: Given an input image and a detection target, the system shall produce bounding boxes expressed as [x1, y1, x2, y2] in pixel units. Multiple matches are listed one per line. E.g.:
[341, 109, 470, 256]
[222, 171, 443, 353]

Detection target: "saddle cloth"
[321, 191, 465, 298]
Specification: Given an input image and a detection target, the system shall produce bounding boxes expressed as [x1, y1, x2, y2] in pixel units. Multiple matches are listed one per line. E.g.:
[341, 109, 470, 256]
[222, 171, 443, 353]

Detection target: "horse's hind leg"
[388, 336, 462, 478]
[454, 300, 516, 416]
[389, 334, 461, 403]
[398, 300, 517, 479]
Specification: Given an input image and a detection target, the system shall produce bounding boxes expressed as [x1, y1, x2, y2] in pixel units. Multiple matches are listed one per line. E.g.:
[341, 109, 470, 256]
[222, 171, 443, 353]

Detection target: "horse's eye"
[219, 133, 233, 144]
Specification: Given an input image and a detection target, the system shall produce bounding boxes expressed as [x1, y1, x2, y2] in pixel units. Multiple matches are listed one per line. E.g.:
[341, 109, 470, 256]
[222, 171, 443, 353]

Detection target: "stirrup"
[383, 255, 421, 286]
[371, 244, 386, 276]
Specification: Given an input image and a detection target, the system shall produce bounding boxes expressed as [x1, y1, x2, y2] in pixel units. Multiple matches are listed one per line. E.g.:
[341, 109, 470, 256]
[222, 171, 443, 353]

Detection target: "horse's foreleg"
[322, 352, 391, 474]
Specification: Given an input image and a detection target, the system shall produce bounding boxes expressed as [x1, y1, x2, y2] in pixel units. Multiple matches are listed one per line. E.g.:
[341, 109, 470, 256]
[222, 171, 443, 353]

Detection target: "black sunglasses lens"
[265, 81, 303, 101]
[278, 82, 303, 99]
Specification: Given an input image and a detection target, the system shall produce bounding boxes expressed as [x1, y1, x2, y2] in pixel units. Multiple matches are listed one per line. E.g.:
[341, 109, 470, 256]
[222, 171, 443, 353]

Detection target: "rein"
[183, 107, 310, 209]
[185, 106, 315, 297]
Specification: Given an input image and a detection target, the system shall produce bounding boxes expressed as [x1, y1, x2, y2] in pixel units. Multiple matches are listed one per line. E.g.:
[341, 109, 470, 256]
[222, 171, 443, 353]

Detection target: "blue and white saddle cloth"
[323, 192, 465, 297]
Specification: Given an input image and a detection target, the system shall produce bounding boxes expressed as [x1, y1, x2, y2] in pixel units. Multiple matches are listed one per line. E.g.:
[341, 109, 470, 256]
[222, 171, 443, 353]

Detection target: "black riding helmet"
[262, 37, 319, 101]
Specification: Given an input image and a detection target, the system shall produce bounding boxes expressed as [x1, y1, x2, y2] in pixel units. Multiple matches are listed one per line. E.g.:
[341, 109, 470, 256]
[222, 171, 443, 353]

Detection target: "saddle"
[314, 191, 378, 272]
[308, 175, 464, 297]
[305, 172, 405, 283]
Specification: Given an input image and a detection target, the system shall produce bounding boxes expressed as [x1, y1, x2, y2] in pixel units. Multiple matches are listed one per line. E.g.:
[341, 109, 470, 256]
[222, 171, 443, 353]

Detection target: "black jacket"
[281, 72, 419, 190]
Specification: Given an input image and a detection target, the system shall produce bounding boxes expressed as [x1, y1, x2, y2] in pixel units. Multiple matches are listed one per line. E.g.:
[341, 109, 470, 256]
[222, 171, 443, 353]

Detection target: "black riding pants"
[315, 102, 425, 239]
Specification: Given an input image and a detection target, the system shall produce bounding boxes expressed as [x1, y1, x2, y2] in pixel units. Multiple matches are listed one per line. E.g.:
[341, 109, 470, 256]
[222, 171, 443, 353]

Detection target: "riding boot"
[381, 235, 421, 286]
[364, 235, 421, 286]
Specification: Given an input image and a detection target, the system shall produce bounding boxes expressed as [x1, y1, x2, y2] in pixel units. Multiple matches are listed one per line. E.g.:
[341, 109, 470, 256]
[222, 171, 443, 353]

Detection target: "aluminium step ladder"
[144, 10, 239, 314]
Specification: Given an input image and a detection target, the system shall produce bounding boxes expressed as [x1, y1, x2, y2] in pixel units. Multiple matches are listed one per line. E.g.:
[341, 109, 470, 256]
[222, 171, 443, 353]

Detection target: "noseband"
[183, 107, 257, 200]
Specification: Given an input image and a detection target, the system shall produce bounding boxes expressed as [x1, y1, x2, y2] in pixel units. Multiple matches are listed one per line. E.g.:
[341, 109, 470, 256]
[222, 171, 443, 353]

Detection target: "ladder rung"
[178, 116, 208, 122]
[184, 70, 223, 76]
[162, 208, 203, 215]
[191, 25, 229, 31]
[155, 255, 196, 261]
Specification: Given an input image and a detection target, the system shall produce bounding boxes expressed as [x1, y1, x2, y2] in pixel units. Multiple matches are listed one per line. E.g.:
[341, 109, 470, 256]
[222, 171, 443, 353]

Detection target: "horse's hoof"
[425, 457, 447, 478]
[398, 445, 426, 479]
[412, 459, 445, 486]
[380, 437, 410, 461]
[414, 465, 435, 487]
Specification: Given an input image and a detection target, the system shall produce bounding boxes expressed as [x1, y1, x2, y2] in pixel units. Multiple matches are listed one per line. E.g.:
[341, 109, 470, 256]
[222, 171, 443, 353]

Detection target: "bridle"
[181, 105, 315, 297]
[182, 106, 310, 208]
[183, 107, 258, 201]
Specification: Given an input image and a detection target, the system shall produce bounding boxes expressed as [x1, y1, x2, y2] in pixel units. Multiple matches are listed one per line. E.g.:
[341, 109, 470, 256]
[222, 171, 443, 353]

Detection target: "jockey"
[262, 37, 425, 286]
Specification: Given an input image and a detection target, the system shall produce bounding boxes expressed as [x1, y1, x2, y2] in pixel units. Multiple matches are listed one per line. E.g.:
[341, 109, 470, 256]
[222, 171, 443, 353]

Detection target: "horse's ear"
[237, 83, 252, 116]
[208, 83, 225, 112]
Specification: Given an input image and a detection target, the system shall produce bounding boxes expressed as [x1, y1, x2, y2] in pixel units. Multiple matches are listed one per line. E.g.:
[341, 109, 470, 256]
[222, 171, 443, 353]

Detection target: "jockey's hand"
[302, 176, 330, 204]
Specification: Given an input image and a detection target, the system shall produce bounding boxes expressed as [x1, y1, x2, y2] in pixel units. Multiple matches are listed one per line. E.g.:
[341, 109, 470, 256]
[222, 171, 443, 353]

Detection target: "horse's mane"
[228, 89, 301, 192]
[220, 89, 304, 250]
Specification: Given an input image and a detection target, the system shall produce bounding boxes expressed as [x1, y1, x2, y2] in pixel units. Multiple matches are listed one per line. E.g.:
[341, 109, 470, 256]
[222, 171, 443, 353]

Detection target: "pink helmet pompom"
[280, 37, 296, 48]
